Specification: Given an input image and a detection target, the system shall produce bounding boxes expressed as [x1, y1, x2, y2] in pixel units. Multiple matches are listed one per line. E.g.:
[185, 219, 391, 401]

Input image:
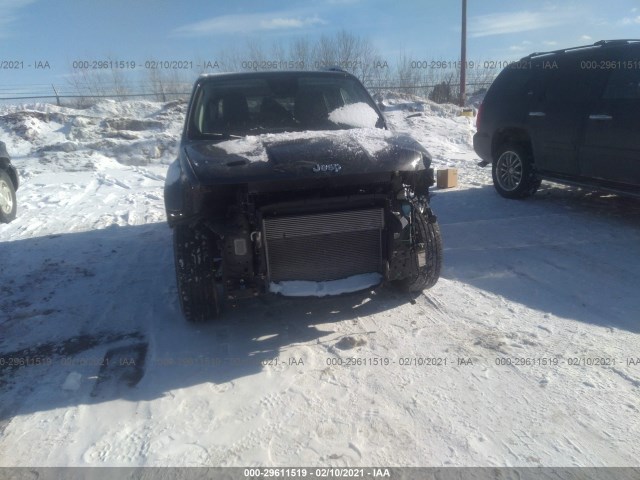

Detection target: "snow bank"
[380, 93, 479, 177]
[0, 100, 185, 167]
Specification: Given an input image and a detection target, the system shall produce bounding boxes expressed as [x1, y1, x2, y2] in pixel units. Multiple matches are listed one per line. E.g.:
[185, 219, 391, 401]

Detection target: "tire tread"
[173, 224, 221, 322]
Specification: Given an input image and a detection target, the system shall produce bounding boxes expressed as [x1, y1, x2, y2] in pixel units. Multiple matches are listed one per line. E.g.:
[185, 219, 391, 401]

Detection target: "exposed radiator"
[263, 208, 385, 282]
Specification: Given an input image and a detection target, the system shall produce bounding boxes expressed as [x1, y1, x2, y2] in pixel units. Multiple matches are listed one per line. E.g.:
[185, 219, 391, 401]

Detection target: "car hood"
[182, 129, 430, 185]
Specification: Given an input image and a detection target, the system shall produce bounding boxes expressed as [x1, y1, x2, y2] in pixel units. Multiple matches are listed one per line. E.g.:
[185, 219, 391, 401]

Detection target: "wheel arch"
[0, 159, 18, 191]
[491, 128, 534, 164]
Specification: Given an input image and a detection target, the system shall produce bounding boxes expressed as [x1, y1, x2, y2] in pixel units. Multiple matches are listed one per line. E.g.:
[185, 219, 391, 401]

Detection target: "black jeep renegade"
[164, 70, 442, 321]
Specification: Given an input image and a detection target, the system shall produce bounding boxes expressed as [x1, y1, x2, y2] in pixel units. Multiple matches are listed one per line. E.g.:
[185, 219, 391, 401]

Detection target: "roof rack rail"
[320, 66, 350, 74]
[522, 39, 640, 60]
[593, 39, 640, 45]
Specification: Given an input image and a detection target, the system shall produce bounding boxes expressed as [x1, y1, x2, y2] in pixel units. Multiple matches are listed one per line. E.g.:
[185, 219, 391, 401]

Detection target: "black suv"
[474, 40, 640, 199]
[164, 70, 442, 321]
[0, 141, 18, 223]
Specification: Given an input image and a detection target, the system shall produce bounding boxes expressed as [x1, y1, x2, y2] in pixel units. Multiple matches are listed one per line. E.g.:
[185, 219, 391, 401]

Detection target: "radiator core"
[263, 208, 385, 282]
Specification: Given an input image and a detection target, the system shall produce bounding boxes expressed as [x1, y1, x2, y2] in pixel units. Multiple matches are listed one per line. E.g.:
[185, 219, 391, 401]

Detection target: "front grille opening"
[263, 208, 384, 282]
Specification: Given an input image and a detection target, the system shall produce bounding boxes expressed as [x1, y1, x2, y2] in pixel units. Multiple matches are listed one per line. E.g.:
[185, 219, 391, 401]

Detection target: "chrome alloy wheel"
[0, 178, 13, 214]
[495, 150, 524, 192]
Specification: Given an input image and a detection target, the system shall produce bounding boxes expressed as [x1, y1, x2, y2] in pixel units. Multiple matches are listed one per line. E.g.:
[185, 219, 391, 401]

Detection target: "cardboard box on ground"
[437, 168, 458, 188]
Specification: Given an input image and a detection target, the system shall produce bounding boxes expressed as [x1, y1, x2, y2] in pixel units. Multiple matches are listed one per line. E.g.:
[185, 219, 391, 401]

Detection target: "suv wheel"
[392, 210, 443, 292]
[173, 224, 222, 322]
[0, 169, 17, 223]
[492, 144, 541, 199]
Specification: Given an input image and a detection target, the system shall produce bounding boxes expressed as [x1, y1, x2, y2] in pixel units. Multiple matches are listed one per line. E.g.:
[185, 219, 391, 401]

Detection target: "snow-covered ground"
[1, 96, 639, 467]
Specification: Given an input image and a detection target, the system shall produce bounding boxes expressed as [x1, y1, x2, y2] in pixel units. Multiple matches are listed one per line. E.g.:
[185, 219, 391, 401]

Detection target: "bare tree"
[110, 63, 131, 100]
[394, 52, 419, 95]
[64, 32, 499, 107]
[313, 34, 337, 70]
[290, 37, 312, 70]
[65, 55, 134, 105]
[67, 68, 110, 107]
[246, 39, 267, 70]
[217, 45, 244, 72]
[271, 40, 286, 66]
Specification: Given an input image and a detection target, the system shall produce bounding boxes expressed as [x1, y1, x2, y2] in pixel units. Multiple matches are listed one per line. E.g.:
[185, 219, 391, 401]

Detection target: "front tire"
[492, 144, 541, 199]
[173, 224, 221, 322]
[0, 169, 17, 224]
[393, 210, 443, 292]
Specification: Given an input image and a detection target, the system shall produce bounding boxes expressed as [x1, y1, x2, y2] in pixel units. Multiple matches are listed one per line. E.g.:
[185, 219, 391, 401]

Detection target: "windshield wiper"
[203, 132, 244, 140]
[247, 126, 295, 134]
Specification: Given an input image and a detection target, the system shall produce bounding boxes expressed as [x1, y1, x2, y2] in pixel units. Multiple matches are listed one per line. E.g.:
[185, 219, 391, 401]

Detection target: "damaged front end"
[166, 70, 443, 322]
[171, 165, 439, 311]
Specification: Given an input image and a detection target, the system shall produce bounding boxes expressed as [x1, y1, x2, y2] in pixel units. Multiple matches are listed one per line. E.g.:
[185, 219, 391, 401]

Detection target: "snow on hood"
[328, 102, 380, 128]
[214, 136, 269, 163]
[214, 128, 394, 163]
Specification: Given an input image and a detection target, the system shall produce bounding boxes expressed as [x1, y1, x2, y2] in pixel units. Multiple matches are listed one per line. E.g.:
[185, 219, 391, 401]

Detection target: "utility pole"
[460, 0, 467, 107]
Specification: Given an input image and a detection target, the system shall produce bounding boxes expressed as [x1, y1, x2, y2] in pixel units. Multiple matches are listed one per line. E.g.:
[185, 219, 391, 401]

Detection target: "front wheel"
[492, 144, 541, 199]
[0, 169, 17, 224]
[173, 224, 222, 322]
[393, 210, 443, 292]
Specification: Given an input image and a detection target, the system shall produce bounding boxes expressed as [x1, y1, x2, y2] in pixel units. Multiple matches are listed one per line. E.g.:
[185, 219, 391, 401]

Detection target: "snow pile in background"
[270, 273, 383, 297]
[0, 100, 186, 167]
[466, 90, 487, 109]
[380, 95, 480, 180]
[0, 100, 183, 237]
[328, 102, 379, 128]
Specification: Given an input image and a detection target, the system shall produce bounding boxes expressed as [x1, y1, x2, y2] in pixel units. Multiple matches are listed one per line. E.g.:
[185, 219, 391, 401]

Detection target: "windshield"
[188, 74, 385, 139]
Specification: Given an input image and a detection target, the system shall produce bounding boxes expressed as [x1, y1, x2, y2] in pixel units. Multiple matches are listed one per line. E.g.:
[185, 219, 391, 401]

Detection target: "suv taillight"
[476, 103, 483, 129]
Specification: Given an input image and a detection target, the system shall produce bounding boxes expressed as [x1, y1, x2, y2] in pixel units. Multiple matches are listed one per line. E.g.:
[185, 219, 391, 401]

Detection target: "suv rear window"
[489, 67, 533, 98]
[520, 54, 610, 105]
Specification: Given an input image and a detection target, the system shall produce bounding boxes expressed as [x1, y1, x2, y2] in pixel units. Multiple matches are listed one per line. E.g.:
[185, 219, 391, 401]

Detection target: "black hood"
[183, 129, 431, 186]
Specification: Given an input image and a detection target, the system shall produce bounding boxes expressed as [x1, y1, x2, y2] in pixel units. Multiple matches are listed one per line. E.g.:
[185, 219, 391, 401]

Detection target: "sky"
[1, 0, 639, 97]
